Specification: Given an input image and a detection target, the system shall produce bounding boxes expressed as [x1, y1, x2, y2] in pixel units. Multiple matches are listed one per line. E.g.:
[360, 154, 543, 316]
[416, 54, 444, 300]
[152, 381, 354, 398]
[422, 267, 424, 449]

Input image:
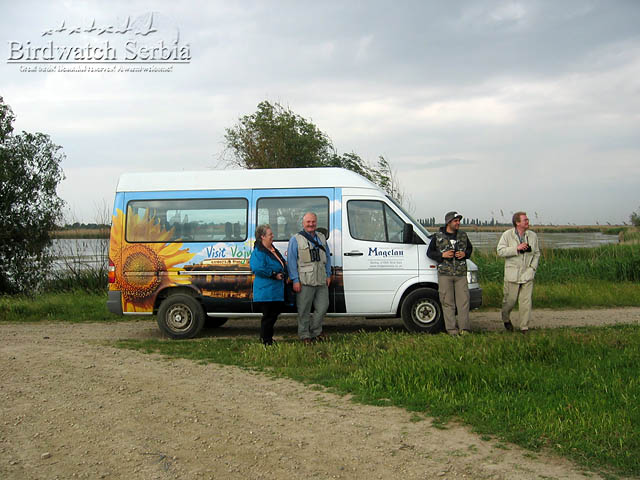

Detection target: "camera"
[519, 243, 532, 254]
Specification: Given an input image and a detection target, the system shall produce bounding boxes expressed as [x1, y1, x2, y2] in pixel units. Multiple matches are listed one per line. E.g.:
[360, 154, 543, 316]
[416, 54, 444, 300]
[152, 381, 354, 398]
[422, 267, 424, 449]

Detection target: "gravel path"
[1, 307, 639, 480]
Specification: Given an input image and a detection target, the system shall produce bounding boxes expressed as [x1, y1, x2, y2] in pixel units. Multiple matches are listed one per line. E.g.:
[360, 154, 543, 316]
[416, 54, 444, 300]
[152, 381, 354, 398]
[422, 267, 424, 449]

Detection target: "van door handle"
[344, 251, 363, 256]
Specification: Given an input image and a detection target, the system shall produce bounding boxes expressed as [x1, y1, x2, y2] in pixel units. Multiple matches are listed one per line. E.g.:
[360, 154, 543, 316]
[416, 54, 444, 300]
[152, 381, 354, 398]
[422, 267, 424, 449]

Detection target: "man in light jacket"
[497, 211, 541, 334]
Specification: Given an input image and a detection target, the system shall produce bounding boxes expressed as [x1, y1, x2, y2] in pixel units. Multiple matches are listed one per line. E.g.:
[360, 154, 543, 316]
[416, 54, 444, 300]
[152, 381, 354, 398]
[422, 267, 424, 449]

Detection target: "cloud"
[419, 158, 475, 169]
[2, 0, 640, 225]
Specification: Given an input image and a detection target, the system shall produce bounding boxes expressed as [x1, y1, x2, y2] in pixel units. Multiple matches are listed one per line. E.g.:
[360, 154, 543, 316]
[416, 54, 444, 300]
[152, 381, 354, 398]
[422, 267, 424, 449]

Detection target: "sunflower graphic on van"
[109, 208, 196, 312]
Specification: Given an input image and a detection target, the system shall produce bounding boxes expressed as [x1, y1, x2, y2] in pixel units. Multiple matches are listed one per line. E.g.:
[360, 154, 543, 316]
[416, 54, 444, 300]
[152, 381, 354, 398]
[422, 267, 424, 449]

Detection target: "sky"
[2, 0, 639, 225]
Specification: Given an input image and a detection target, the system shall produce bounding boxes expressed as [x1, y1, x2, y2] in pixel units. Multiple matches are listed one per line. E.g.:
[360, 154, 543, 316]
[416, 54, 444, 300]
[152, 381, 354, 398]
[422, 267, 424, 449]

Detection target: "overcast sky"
[2, 0, 639, 225]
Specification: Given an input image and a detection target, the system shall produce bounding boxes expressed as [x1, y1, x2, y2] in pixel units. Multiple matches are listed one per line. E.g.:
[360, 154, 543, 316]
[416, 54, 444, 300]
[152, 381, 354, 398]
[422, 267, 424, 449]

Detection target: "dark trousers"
[255, 301, 284, 344]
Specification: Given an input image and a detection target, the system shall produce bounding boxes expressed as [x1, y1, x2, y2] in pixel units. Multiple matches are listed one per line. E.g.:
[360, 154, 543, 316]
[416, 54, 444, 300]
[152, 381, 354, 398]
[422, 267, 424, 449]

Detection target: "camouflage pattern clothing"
[427, 228, 472, 276]
[427, 227, 473, 335]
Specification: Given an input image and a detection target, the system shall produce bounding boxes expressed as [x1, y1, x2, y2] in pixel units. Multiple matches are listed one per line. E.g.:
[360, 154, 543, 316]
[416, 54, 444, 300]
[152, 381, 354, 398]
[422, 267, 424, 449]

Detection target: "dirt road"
[2, 308, 639, 480]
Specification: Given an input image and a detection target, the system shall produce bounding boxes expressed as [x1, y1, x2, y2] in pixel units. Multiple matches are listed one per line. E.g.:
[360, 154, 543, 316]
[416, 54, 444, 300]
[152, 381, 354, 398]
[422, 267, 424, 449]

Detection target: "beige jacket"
[497, 229, 541, 284]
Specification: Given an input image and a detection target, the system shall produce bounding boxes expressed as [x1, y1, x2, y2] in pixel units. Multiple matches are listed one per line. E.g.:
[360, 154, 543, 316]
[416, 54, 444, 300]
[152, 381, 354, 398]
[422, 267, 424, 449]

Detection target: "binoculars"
[310, 247, 321, 262]
[519, 243, 532, 254]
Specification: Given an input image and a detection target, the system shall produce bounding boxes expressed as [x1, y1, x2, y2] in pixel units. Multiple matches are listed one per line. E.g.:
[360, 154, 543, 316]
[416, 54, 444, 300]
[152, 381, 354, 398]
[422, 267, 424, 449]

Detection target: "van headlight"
[467, 270, 478, 285]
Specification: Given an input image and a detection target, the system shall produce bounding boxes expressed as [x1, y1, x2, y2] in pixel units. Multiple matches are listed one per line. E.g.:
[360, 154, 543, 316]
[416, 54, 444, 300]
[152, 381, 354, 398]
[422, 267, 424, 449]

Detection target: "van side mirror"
[402, 223, 414, 244]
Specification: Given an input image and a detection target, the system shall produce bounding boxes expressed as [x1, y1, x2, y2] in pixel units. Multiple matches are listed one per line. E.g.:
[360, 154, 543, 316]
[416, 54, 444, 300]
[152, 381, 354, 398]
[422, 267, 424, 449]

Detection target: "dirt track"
[2, 308, 639, 480]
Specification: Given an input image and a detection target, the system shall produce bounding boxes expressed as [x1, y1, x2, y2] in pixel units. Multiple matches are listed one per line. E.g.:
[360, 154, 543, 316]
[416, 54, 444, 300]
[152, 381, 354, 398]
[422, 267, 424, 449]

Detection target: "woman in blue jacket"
[250, 224, 287, 345]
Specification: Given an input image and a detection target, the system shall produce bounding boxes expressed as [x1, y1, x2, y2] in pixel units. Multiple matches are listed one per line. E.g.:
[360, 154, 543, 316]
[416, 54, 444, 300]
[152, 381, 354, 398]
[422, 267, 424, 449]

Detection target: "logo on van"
[203, 242, 252, 264]
[368, 247, 404, 257]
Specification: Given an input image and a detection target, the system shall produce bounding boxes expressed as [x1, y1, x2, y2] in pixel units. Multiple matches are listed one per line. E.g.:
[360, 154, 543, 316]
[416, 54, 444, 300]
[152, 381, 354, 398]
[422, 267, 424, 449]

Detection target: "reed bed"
[473, 243, 640, 284]
[51, 228, 110, 239]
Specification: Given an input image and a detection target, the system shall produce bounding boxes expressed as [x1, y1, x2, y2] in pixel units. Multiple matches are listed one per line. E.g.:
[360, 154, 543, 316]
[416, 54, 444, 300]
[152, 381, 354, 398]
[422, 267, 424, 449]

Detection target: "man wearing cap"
[427, 211, 473, 335]
[497, 211, 540, 334]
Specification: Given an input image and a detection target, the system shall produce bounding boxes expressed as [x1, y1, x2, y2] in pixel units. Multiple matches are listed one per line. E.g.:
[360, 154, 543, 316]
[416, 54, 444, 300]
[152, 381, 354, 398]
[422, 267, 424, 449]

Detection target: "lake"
[50, 238, 109, 271]
[466, 231, 619, 252]
[51, 232, 619, 266]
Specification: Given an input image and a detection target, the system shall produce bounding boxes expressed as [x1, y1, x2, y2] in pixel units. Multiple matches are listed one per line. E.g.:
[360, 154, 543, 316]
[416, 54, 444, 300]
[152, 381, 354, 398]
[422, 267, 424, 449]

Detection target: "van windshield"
[386, 195, 432, 238]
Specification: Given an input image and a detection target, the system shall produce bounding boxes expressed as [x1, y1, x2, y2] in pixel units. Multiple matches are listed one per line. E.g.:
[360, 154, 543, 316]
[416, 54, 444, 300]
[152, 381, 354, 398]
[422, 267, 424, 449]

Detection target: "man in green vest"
[287, 212, 332, 344]
[427, 211, 473, 336]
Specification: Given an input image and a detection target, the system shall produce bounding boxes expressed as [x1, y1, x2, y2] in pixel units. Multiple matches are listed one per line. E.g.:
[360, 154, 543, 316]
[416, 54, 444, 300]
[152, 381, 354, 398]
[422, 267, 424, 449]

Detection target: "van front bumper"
[470, 287, 483, 310]
[107, 290, 123, 315]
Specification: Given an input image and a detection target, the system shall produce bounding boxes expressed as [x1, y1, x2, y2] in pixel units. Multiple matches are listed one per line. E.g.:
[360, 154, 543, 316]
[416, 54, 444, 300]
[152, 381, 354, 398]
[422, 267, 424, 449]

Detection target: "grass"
[473, 243, 640, 284]
[620, 228, 640, 244]
[0, 291, 114, 323]
[116, 326, 640, 477]
[474, 243, 640, 309]
[480, 280, 640, 309]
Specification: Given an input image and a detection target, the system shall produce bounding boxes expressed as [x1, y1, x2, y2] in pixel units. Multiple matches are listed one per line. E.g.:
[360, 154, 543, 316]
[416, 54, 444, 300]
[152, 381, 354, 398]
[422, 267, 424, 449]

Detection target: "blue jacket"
[250, 241, 286, 302]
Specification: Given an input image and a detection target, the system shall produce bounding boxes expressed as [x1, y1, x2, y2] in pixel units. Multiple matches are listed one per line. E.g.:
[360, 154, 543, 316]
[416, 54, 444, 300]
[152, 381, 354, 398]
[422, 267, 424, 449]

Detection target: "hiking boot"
[504, 321, 514, 332]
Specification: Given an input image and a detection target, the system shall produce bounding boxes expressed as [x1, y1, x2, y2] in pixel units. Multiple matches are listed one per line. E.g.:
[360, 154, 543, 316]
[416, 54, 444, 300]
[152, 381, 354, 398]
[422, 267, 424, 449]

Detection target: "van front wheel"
[157, 294, 205, 339]
[401, 288, 444, 333]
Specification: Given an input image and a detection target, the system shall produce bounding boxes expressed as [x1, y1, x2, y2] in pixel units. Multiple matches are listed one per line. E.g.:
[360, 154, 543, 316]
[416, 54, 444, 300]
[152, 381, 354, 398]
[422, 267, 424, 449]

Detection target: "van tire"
[401, 288, 444, 333]
[157, 294, 205, 339]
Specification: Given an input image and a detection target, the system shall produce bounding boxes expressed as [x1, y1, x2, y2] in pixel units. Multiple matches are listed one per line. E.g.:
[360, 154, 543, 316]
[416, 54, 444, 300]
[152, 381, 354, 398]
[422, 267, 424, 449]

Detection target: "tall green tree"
[0, 97, 65, 294]
[224, 101, 405, 203]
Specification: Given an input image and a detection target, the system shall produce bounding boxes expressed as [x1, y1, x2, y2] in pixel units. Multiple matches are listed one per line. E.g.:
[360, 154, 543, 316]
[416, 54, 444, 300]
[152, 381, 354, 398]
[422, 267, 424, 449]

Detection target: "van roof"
[116, 167, 380, 192]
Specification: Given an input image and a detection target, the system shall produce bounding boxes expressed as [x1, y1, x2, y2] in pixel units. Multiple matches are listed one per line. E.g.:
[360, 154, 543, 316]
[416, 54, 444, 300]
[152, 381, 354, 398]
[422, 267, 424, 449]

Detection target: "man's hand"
[517, 242, 529, 252]
[326, 277, 331, 287]
[293, 282, 301, 293]
[442, 250, 455, 259]
[454, 251, 466, 259]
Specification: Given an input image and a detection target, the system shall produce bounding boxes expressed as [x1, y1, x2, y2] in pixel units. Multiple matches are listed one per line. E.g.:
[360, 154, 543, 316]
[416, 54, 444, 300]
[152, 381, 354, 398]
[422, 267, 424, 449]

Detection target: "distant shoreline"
[52, 228, 110, 239]
[50, 225, 631, 240]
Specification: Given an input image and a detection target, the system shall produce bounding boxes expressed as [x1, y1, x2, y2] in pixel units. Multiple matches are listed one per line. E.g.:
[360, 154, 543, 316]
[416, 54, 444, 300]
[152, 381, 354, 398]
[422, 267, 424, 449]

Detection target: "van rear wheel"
[157, 294, 205, 339]
[401, 288, 444, 333]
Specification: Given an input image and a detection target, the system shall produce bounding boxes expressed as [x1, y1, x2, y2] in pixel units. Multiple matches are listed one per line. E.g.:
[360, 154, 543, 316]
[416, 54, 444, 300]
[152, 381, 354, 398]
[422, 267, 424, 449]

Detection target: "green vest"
[295, 232, 328, 286]
[434, 230, 469, 276]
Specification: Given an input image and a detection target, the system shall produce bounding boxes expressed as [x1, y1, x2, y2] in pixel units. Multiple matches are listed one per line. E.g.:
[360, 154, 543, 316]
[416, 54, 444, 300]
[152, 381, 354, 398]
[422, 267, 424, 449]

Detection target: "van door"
[253, 188, 335, 312]
[341, 197, 419, 314]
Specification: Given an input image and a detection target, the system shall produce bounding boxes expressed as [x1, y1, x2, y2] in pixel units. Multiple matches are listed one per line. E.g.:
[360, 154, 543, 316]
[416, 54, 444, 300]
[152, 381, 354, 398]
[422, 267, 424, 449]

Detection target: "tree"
[0, 97, 65, 294]
[224, 101, 406, 203]
[224, 101, 333, 169]
[631, 207, 640, 227]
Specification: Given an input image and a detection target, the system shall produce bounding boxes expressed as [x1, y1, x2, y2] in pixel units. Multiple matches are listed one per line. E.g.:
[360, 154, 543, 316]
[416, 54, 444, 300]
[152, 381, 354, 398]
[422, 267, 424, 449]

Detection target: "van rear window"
[125, 198, 248, 243]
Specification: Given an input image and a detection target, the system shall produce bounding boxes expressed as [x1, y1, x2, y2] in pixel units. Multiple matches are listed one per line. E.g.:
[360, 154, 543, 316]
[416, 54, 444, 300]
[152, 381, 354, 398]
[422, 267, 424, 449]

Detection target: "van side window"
[126, 198, 248, 243]
[257, 197, 329, 241]
[348, 200, 405, 243]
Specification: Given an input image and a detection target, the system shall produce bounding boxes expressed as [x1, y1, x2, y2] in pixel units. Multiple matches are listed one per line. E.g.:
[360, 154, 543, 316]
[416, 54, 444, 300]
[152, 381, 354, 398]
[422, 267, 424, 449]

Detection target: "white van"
[107, 167, 482, 338]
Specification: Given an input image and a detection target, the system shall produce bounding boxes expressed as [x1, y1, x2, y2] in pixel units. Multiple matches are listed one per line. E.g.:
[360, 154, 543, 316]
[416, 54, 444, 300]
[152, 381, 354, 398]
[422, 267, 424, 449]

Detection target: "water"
[50, 238, 109, 271]
[51, 232, 618, 265]
[466, 231, 618, 252]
